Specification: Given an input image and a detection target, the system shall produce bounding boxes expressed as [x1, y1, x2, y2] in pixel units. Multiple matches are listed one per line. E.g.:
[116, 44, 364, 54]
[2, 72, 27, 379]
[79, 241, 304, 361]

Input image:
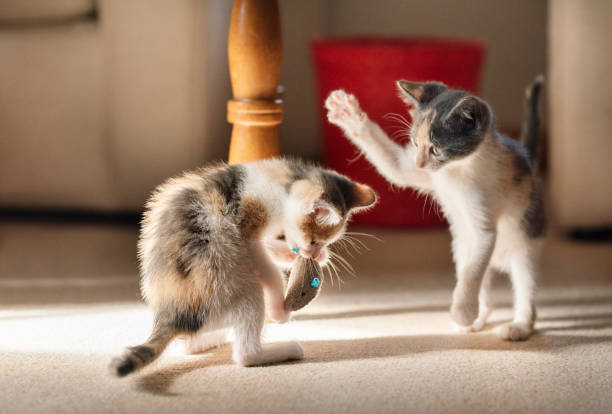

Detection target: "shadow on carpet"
[134, 329, 612, 396]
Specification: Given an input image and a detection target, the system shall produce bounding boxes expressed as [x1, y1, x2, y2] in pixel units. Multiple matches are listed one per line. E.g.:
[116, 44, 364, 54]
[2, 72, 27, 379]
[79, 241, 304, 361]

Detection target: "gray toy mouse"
[284, 257, 323, 311]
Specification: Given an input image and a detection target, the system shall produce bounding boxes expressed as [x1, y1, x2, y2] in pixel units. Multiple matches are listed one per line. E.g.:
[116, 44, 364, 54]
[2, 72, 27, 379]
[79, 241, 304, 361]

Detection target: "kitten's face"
[283, 172, 376, 265]
[398, 80, 491, 171]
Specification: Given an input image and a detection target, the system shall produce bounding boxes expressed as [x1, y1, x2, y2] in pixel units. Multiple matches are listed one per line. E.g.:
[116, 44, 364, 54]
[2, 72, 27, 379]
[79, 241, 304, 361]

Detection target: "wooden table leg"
[227, 0, 282, 164]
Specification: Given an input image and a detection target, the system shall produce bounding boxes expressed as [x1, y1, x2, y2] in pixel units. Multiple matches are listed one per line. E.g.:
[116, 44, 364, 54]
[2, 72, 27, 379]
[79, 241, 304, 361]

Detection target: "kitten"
[111, 158, 375, 376]
[326, 77, 544, 341]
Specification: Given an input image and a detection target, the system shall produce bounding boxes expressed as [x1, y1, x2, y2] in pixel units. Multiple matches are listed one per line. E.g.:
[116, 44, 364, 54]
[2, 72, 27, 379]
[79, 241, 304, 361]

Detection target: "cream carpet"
[0, 222, 611, 413]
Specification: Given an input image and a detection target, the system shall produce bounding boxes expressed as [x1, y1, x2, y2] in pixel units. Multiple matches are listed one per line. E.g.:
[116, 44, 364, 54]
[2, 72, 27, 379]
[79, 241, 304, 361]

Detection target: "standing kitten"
[111, 159, 375, 376]
[326, 77, 544, 341]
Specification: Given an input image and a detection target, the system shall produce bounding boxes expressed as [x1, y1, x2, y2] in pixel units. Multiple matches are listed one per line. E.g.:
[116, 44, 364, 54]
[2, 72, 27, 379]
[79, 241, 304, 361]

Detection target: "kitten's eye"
[431, 147, 441, 156]
[276, 234, 285, 241]
[310, 240, 317, 245]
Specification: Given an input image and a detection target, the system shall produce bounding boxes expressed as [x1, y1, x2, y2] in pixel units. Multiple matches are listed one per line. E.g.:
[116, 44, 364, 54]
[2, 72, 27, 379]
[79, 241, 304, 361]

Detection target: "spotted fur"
[111, 158, 375, 376]
[327, 76, 545, 341]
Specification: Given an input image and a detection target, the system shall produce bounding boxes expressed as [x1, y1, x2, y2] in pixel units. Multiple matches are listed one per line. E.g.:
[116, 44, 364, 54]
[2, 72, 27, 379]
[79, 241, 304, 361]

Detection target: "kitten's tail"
[110, 318, 176, 377]
[520, 75, 544, 163]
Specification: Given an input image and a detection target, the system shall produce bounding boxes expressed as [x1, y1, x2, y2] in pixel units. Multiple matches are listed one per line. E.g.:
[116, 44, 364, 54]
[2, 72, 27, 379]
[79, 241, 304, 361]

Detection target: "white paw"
[452, 308, 490, 334]
[286, 341, 305, 360]
[470, 316, 486, 332]
[450, 299, 479, 327]
[233, 342, 304, 366]
[498, 322, 533, 341]
[325, 90, 366, 136]
[453, 323, 474, 334]
[268, 305, 291, 324]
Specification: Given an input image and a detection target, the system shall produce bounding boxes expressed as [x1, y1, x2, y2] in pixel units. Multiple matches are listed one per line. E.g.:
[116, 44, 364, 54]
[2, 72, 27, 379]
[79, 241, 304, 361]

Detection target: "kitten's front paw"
[268, 305, 291, 324]
[498, 322, 534, 341]
[325, 90, 366, 137]
[450, 299, 479, 327]
[453, 315, 487, 334]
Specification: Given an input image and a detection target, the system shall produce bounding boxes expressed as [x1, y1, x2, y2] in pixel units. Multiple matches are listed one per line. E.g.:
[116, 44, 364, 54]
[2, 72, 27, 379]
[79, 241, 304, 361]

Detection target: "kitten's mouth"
[310, 249, 329, 266]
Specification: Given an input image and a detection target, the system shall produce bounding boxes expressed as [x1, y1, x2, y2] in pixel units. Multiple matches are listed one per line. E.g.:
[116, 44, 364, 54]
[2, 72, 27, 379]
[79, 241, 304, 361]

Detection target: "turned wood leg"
[227, 0, 283, 164]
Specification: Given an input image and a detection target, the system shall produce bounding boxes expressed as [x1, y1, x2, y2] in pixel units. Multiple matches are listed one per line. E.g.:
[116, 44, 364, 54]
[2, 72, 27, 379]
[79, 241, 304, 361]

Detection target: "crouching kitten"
[326, 77, 544, 341]
[111, 158, 375, 376]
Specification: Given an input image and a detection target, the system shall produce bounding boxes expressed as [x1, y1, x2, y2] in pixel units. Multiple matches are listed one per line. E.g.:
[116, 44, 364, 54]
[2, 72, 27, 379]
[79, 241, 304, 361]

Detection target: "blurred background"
[0, 0, 610, 300]
[1, 0, 609, 230]
[1, 1, 611, 412]
[1, 0, 610, 230]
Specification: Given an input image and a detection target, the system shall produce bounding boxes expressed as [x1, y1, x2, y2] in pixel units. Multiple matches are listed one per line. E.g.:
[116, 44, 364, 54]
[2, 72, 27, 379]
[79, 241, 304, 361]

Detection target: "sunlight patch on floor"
[0, 300, 459, 357]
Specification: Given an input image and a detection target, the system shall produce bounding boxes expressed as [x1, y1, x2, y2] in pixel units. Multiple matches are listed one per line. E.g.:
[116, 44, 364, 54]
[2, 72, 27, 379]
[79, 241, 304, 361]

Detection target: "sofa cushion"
[0, 0, 95, 24]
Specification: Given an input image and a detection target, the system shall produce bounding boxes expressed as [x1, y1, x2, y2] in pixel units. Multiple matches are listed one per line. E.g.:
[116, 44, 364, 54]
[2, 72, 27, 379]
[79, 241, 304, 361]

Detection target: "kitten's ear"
[350, 183, 377, 210]
[445, 96, 491, 133]
[311, 199, 342, 226]
[397, 80, 447, 106]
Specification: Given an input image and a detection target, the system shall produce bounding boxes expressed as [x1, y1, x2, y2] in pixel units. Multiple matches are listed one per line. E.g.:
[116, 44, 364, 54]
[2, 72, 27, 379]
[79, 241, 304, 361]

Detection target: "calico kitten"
[111, 158, 375, 376]
[326, 77, 544, 341]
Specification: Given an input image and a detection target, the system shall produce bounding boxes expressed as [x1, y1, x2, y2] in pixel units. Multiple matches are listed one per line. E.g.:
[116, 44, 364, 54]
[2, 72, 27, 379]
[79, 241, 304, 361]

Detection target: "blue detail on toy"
[291, 247, 299, 254]
[310, 277, 321, 288]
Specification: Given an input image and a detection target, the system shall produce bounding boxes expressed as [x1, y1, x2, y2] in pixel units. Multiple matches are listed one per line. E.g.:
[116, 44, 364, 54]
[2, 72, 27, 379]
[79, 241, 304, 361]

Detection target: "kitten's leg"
[455, 266, 495, 333]
[325, 90, 432, 190]
[499, 252, 536, 341]
[185, 329, 229, 355]
[230, 286, 303, 366]
[450, 230, 496, 328]
[263, 238, 298, 268]
[251, 242, 290, 323]
[472, 266, 495, 331]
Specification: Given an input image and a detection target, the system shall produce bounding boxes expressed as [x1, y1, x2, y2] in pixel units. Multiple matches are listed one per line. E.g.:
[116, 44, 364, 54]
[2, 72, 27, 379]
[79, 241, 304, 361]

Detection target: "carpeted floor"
[0, 221, 611, 413]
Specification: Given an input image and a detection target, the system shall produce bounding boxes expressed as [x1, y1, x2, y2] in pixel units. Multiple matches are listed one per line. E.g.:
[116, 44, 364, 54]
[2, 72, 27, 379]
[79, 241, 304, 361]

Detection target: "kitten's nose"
[416, 151, 427, 169]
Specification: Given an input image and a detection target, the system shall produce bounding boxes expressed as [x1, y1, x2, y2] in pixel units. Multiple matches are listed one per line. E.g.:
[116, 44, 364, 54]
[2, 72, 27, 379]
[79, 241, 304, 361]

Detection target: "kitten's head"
[284, 169, 376, 264]
[397, 80, 492, 170]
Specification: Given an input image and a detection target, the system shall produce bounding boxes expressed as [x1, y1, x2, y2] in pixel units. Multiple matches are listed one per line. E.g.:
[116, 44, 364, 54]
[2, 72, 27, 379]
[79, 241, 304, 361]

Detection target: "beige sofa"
[0, 0, 232, 211]
[548, 0, 612, 229]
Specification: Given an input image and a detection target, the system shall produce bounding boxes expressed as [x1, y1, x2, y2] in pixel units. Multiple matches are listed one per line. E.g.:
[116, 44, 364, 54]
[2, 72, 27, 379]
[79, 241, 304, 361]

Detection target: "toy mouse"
[284, 256, 323, 311]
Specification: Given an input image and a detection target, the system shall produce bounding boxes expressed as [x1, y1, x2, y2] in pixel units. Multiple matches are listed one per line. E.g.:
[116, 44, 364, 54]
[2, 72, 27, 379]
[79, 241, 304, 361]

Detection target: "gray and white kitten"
[111, 158, 375, 376]
[326, 77, 544, 341]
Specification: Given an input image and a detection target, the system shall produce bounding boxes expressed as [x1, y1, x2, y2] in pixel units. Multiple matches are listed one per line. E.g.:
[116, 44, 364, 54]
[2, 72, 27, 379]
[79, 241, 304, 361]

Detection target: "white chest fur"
[433, 170, 483, 227]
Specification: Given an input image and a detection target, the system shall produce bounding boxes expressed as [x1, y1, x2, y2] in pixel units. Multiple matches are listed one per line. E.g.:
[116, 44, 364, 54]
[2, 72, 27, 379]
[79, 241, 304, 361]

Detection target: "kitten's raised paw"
[498, 322, 533, 341]
[325, 90, 366, 135]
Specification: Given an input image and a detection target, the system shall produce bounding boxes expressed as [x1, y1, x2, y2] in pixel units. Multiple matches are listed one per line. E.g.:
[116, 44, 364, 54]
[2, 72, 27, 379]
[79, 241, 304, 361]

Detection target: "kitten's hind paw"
[325, 90, 366, 137]
[234, 342, 304, 366]
[184, 330, 228, 355]
[498, 322, 534, 341]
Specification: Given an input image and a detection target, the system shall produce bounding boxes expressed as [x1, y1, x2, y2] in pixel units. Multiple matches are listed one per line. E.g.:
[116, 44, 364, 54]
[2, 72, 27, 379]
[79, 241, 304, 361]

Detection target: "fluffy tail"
[110, 319, 176, 377]
[520, 75, 545, 163]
